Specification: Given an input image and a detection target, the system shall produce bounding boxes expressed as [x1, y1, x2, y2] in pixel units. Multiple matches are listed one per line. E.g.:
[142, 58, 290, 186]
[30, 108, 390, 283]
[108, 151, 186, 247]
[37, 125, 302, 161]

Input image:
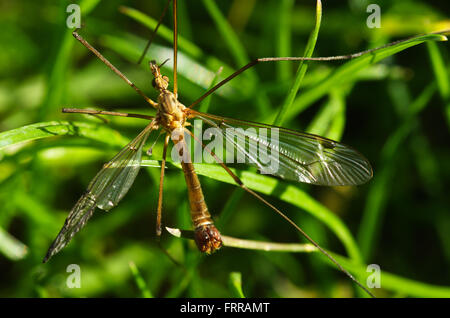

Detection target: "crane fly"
[43, 0, 446, 298]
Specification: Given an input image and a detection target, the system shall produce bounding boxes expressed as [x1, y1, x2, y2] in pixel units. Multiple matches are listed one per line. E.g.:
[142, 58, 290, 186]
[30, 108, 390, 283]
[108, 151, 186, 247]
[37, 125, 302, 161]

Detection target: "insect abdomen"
[181, 162, 222, 254]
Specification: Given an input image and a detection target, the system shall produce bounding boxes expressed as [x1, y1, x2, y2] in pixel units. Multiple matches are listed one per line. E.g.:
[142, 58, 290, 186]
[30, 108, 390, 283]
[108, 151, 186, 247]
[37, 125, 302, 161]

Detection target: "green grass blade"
[39, 0, 101, 120]
[166, 227, 316, 253]
[119, 6, 202, 59]
[228, 272, 245, 298]
[129, 261, 153, 298]
[357, 82, 437, 260]
[427, 41, 449, 99]
[277, 0, 294, 82]
[167, 227, 450, 297]
[215, 188, 244, 229]
[273, 0, 322, 126]
[201, 0, 250, 69]
[198, 67, 223, 114]
[100, 33, 245, 101]
[175, 0, 194, 41]
[426, 41, 450, 129]
[118, 6, 262, 102]
[331, 254, 450, 298]
[267, 33, 448, 123]
[0, 121, 129, 151]
[0, 226, 28, 261]
[306, 88, 347, 141]
[201, 0, 270, 113]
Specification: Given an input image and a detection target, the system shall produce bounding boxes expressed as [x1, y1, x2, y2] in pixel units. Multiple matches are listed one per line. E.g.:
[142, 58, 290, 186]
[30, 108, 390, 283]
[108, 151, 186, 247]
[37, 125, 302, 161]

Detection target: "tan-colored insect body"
[150, 60, 223, 253]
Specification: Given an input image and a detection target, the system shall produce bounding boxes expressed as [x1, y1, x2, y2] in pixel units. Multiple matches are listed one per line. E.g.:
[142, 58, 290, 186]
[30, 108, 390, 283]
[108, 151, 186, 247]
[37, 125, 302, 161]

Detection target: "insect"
[42, 0, 447, 297]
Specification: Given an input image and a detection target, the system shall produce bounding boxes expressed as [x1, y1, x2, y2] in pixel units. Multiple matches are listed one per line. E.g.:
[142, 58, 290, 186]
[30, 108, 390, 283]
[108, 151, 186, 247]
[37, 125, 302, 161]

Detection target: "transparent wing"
[191, 110, 372, 186]
[43, 122, 156, 262]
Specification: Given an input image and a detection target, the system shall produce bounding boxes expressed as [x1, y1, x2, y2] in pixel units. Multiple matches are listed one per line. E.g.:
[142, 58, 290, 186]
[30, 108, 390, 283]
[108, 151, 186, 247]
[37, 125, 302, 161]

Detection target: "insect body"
[43, 0, 448, 298]
[151, 61, 223, 253]
[43, 28, 374, 295]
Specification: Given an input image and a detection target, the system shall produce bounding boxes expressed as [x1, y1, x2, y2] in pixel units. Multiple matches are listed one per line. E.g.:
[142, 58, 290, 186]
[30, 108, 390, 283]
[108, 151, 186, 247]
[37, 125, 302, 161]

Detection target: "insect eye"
[152, 78, 157, 88]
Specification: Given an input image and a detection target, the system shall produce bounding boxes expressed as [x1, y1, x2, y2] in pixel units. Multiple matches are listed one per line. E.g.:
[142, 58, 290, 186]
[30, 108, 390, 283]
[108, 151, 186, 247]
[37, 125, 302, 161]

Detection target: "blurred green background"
[0, 0, 449, 297]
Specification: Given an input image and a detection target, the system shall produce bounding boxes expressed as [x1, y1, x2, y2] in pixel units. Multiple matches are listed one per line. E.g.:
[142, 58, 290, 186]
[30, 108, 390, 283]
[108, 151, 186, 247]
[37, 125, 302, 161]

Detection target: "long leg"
[156, 133, 171, 237]
[62, 108, 154, 120]
[173, 0, 178, 97]
[72, 30, 158, 108]
[136, 0, 172, 65]
[188, 32, 447, 109]
[185, 128, 376, 298]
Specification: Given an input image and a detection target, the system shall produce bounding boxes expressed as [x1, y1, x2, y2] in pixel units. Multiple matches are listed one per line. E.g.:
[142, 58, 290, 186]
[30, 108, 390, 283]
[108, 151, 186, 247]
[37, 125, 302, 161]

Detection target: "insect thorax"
[156, 90, 187, 132]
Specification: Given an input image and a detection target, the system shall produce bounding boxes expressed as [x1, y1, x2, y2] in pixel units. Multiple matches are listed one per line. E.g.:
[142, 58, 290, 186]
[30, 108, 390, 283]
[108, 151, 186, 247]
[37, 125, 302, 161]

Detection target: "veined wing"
[191, 110, 372, 186]
[43, 121, 156, 262]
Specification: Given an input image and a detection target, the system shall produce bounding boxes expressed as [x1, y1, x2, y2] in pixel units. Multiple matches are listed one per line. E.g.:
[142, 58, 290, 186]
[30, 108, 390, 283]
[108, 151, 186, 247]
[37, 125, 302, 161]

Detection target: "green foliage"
[129, 261, 153, 298]
[0, 0, 449, 298]
[228, 272, 245, 298]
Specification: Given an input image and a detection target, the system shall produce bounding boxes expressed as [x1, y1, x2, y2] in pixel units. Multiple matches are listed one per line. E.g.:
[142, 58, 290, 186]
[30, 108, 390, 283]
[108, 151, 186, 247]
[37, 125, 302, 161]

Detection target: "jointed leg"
[136, 0, 172, 65]
[188, 32, 448, 109]
[173, 0, 178, 97]
[156, 133, 171, 237]
[62, 108, 154, 120]
[72, 30, 158, 108]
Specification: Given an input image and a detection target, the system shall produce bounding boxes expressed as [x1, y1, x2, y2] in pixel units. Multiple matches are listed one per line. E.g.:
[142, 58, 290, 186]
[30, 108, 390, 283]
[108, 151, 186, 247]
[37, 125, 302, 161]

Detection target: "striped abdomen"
[181, 161, 222, 254]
